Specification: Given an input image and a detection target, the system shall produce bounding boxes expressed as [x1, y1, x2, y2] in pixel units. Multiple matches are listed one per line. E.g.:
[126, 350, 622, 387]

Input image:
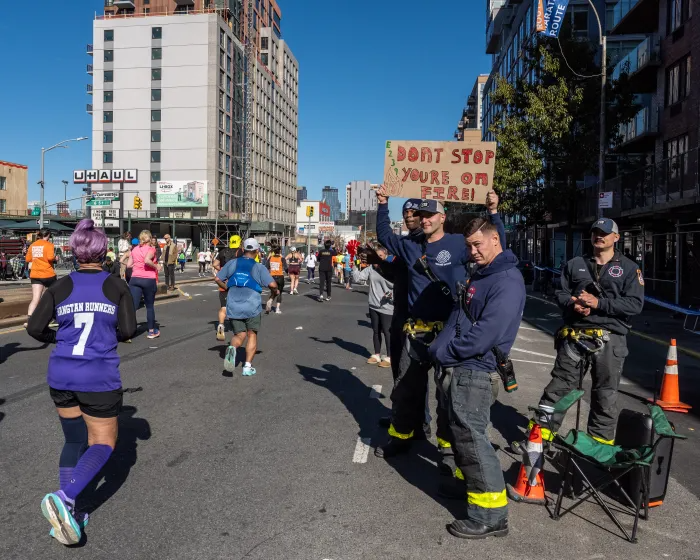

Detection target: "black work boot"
[447, 518, 509, 539]
[374, 438, 411, 458]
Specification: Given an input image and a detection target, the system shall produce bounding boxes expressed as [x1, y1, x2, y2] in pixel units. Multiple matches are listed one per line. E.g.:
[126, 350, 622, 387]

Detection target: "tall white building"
[88, 7, 298, 235]
[346, 180, 377, 212]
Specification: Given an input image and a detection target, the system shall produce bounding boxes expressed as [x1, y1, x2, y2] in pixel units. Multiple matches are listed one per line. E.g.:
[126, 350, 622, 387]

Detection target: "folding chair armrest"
[648, 404, 688, 440]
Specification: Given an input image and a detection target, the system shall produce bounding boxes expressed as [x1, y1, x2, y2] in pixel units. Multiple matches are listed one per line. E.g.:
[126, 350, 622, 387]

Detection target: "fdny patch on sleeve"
[637, 269, 644, 286]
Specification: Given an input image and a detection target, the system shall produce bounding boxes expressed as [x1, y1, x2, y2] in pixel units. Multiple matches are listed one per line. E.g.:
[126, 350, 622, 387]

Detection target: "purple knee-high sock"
[62, 444, 113, 502]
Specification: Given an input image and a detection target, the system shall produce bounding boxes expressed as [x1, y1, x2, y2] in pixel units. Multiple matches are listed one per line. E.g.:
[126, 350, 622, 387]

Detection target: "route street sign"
[86, 199, 112, 206]
[92, 192, 120, 201]
[36, 220, 49, 226]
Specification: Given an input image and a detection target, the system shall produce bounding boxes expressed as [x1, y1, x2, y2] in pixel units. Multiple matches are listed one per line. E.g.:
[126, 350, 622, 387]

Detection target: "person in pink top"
[127, 230, 162, 339]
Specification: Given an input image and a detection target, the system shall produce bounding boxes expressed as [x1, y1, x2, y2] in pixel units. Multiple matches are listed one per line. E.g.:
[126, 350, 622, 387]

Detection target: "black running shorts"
[219, 290, 228, 308]
[31, 276, 57, 287]
[49, 387, 123, 418]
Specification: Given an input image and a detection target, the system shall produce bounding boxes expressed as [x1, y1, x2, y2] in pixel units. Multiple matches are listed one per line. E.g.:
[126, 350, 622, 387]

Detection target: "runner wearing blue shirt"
[215, 238, 279, 376]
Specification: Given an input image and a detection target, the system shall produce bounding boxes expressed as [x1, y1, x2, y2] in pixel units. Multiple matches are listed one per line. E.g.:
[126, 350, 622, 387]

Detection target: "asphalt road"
[1, 279, 699, 559]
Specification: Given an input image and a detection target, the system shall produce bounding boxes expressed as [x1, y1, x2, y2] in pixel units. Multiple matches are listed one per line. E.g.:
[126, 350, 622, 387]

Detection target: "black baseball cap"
[590, 218, 619, 235]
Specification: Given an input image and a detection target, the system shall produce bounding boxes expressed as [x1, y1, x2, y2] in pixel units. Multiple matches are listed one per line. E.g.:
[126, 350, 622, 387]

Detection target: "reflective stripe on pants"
[449, 367, 507, 525]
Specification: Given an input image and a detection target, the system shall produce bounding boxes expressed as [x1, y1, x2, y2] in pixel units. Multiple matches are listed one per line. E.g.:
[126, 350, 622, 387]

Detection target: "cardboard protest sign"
[383, 140, 496, 204]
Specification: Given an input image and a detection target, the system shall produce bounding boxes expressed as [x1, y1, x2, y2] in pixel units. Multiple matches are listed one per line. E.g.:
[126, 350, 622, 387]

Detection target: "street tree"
[488, 33, 638, 255]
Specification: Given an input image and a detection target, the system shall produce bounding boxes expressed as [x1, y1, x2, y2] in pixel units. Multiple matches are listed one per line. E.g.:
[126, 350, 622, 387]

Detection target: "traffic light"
[306, 205, 314, 217]
[134, 196, 142, 210]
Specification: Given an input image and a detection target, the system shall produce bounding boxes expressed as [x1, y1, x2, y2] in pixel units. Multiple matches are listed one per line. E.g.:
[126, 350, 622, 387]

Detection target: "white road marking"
[352, 437, 371, 463]
[369, 384, 382, 399]
[511, 358, 553, 366]
[526, 294, 558, 306]
[519, 325, 546, 332]
[511, 347, 557, 358]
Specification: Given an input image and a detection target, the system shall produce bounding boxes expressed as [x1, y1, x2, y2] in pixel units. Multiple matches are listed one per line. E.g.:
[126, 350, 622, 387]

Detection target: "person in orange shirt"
[26, 228, 57, 325]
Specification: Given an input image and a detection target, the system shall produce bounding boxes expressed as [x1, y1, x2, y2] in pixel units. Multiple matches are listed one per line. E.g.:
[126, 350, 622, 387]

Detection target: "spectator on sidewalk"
[0, 251, 7, 281]
[118, 232, 131, 280]
[162, 234, 178, 291]
[352, 244, 393, 367]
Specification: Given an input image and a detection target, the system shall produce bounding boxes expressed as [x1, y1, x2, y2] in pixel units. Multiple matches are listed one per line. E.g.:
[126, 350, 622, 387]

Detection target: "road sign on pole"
[86, 199, 112, 206]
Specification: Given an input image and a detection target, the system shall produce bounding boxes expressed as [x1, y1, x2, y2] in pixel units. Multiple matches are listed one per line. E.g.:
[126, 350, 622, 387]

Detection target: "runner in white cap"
[285, 246, 302, 295]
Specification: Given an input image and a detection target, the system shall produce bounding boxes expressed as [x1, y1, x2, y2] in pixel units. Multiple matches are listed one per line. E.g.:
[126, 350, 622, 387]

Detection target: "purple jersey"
[47, 271, 121, 392]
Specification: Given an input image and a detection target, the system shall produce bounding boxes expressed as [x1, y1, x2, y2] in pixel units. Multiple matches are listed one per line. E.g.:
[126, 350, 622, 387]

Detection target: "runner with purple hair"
[27, 219, 137, 545]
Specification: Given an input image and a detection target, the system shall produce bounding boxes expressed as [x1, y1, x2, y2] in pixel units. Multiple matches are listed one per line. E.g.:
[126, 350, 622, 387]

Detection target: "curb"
[0, 292, 182, 330]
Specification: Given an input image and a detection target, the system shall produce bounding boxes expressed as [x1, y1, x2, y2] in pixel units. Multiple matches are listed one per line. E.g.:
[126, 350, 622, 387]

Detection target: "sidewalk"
[526, 286, 700, 358]
[0, 275, 211, 327]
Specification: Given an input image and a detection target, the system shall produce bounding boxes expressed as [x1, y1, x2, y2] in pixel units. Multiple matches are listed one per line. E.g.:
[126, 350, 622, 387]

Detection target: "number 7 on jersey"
[72, 312, 95, 356]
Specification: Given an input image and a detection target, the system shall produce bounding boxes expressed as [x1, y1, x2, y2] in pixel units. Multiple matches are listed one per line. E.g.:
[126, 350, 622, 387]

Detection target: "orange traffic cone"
[650, 339, 692, 414]
[506, 424, 546, 505]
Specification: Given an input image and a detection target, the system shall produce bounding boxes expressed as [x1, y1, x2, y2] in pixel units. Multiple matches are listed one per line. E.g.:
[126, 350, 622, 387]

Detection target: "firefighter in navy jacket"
[429, 216, 525, 539]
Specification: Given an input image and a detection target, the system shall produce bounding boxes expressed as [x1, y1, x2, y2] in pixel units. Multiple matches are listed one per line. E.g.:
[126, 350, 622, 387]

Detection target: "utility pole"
[61, 180, 68, 212]
[306, 208, 312, 257]
[362, 212, 367, 244]
[588, 0, 607, 218]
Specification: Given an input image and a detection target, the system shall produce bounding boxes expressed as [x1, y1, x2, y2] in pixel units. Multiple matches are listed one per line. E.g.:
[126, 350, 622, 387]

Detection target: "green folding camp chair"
[529, 391, 686, 543]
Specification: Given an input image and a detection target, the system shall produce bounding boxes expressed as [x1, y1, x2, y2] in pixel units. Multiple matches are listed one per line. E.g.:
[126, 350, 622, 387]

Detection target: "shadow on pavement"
[81, 405, 151, 516]
[296, 363, 466, 518]
[491, 400, 529, 448]
[0, 398, 4, 423]
[357, 320, 371, 329]
[0, 341, 49, 364]
[297, 363, 388, 440]
[308, 336, 371, 359]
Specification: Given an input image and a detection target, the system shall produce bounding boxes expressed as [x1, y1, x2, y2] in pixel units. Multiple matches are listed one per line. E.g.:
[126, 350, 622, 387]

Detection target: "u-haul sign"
[74, 169, 138, 183]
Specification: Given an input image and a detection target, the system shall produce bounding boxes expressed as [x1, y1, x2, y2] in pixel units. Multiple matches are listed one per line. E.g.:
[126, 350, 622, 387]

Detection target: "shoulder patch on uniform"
[608, 265, 624, 278]
[637, 269, 644, 286]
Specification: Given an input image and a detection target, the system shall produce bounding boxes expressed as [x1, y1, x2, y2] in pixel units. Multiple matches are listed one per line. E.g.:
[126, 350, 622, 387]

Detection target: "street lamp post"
[362, 213, 367, 244]
[39, 137, 88, 228]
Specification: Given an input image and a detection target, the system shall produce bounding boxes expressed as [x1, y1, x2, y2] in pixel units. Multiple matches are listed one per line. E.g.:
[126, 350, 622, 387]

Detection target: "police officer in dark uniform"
[532, 218, 644, 444]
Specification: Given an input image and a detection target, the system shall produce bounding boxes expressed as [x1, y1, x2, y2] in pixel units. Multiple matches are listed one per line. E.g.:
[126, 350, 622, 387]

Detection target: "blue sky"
[0, 0, 490, 217]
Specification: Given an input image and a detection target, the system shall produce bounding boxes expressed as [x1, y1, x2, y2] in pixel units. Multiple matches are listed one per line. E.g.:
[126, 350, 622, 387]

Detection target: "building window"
[152, 27, 162, 40]
[665, 134, 689, 179]
[151, 130, 161, 143]
[261, 36, 268, 50]
[151, 110, 161, 122]
[219, 111, 224, 129]
[151, 151, 161, 163]
[151, 68, 161, 81]
[261, 53, 268, 66]
[103, 90, 113, 103]
[104, 70, 113, 82]
[103, 152, 113, 164]
[144, 8, 150, 14]
[151, 88, 161, 101]
[219, 131, 224, 149]
[144, 0, 149, 3]
[151, 47, 162, 60]
[0, 199, 5, 213]
[219, 91, 224, 108]
[103, 131, 113, 143]
[669, 0, 692, 33]
[104, 29, 114, 41]
[666, 55, 691, 106]
[219, 152, 224, 169]
[150, 171, 160, 183]
[104, 49, 113, 62]
[0, 176, 5, 190]
[104, 111, 113, 123]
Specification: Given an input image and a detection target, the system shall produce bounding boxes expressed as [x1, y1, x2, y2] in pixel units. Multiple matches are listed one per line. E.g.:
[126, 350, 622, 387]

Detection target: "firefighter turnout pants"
[449, 367, 507, 526]
[389, 334, 449, 448]
[537, 332, 629, 444]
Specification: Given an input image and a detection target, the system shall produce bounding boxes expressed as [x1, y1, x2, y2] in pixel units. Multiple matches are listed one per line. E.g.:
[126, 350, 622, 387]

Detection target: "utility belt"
[557, 326, 610, 362]
[402, 318, 443, 364]
[403, 318, 444, 339]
